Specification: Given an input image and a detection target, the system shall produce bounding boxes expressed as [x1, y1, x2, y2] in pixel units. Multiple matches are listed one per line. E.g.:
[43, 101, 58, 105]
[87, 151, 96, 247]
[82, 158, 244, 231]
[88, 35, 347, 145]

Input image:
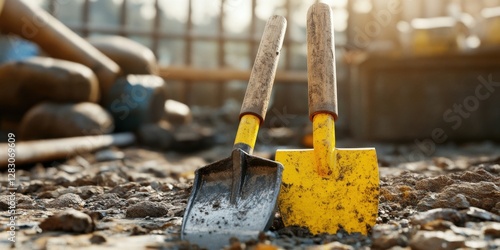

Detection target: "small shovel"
[276, 3, 379, 235]
[181, 16, 287, 248]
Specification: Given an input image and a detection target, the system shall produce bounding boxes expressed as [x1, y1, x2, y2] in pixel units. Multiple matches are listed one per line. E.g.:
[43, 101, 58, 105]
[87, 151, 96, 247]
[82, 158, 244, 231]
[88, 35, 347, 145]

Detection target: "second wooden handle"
[307, 3, 338, 121]
[240, 15, 287, 123]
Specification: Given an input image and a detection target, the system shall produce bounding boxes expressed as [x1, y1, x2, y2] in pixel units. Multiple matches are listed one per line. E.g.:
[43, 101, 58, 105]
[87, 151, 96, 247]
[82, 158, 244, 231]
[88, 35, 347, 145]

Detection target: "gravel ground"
[0, 140, 499, 250]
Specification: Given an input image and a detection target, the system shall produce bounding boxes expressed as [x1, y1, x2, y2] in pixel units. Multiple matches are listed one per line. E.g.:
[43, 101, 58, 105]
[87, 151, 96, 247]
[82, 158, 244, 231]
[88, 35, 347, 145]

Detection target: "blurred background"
[1, 0, 500, 143]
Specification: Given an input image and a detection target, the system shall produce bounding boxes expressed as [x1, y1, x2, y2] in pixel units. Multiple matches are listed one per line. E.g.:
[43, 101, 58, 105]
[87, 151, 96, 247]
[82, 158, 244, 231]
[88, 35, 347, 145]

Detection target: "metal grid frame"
[44, 0, 498, 66]
[44, 0, 321, 105]
[45, 0, 314, 69]
[43, 0, 500, 105]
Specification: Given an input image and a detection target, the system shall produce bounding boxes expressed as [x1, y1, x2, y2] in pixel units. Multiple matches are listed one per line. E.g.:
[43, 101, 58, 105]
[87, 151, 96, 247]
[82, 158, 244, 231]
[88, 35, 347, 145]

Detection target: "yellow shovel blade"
[276, 148, 379, 235]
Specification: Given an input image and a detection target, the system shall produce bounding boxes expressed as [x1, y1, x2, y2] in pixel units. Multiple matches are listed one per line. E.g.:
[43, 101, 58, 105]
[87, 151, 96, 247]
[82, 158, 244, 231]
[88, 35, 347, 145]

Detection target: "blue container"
[103, 75, 168, 132]
[0, 36, 39, 64]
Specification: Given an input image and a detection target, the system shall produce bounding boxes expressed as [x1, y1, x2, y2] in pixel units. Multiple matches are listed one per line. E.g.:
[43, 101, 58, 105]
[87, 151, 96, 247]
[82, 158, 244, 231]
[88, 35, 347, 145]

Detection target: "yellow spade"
[276, 3, 379, 235]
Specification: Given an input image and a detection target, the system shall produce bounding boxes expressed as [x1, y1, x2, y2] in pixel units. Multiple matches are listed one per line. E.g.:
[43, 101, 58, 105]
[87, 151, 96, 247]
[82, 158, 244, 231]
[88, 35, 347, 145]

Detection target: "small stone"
[91, 193, 121, 209]
[371, 224, 404, 249]
[137, 121, 174, 150]
[128, 172, 154, 183]
[494, 202, 500, 215]
[372, 235, 402, 249]
[94, 172, 126, 187]
[39, 209, 94, 233]
[37, 187, 64, 199]
[98, 165, 120, 172]
[456, 168, 497, 182]
[228, 237, 242, 249]
[379, 185, 419, 206]
[464, 240, 488, 249]
[20, 180, 44, 194]
[421, 220, 454, 231]
[150, 181, 161, 191]
[131, 225, 149, 235]
[0, 195, 11, 210]
[143, 165, 170, 178]
[312, 242, 353, 250]
[416, 195, 437, 211]
[450, 225, 481, 237]
[172, 124, 215, 153]
[164, 99, 192, 125]
[59, 165, 84, 174]
[400, 219, 410, 228]
[95, 149, 125, 162]
[481, 162, 500, 172]
[126, 201, 169, 218]
[482, 223, 500, 238]
[465, 207, 500, 222]
[0, 194, 36, 210]
[89, 233, 107, 244]
[110, 182, 141, 198]
[53, 172, 77, 186]
[415, 175, 455, 192]
[38, 186, 93, 199]
[72, 175, 96, 186]
[432, 157, 455, 170]
[17, 195, 38, 209]
[417, 182, 500, 212]
[411, 208, 465, 227]
[448, 194, 470, 209]
[127, 197, 141, 205]
[47, 193, 85, 209]
[87, 211, 107, 221]
[409, 230, 466, 250]
[79, 186, 104, 199]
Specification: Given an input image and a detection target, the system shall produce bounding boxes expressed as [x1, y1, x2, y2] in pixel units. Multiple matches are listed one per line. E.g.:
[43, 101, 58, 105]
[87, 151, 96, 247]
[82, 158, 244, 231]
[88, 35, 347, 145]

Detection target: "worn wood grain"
[307, 3, 338, 121]
[240, 15, 287, 123]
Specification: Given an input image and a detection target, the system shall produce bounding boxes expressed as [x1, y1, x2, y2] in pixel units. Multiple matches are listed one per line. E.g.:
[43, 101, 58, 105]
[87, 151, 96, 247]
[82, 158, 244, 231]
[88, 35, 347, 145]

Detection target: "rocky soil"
[0, 140, 499, 249]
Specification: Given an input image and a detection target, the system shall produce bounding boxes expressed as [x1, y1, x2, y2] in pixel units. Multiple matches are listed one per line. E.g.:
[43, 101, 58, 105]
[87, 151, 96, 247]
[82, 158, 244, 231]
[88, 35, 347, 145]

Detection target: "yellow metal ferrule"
[0, 0, 4, 15]
[312, 113, 336, 177]
[234, 114, 260, 153]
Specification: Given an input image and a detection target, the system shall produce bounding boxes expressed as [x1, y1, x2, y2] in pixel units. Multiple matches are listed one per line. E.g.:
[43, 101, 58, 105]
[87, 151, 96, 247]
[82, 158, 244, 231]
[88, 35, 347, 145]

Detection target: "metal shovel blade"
[276, 148, 379, 235]
[181, 148, 283, 249]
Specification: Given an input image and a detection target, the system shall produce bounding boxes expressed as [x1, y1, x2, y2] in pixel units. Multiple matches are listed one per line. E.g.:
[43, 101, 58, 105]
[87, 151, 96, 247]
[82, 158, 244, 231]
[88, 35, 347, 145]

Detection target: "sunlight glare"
[224, 0, 252, 34]
[140, 2, 156, 20]
[353, 0, 372, 13]
[158, 0, 189, 23]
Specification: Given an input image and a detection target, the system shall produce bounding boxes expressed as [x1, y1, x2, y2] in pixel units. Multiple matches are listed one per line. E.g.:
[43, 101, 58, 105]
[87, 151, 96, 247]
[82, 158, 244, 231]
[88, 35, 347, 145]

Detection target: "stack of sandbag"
[88, 36, 167, 132]
[0, 0, 212, 152]
[0, 0, 166, 139]
[0, 0, 120, 139]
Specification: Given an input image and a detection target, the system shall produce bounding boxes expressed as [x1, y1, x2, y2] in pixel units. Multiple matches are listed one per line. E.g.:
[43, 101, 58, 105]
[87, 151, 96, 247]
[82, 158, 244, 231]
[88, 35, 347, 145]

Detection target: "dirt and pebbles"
[0, 140, 499, 249]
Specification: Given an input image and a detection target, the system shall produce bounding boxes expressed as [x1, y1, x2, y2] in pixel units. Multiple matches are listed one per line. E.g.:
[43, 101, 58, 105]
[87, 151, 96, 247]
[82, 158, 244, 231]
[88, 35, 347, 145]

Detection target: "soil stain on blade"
[181, 149, 283, 249]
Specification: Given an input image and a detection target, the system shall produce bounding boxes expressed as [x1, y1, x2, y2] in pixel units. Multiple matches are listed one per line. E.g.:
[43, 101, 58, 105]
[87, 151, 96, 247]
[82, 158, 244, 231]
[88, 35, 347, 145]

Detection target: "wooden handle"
[0, 133, 135, 168]
[307, 3, 338, 121]
[240, 15, 287, 123]
[0, 0, 4, 15]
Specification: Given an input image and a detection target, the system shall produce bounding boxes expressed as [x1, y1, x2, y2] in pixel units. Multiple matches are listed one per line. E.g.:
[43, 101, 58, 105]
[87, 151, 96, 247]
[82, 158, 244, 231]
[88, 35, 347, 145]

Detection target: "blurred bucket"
[0, 36, 39, 64]
[103, 75, 168, 132]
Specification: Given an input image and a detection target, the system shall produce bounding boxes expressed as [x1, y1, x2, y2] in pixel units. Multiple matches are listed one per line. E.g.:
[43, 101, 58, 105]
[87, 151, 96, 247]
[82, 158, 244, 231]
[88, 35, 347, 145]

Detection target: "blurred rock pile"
[0, 0, 214, 167]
